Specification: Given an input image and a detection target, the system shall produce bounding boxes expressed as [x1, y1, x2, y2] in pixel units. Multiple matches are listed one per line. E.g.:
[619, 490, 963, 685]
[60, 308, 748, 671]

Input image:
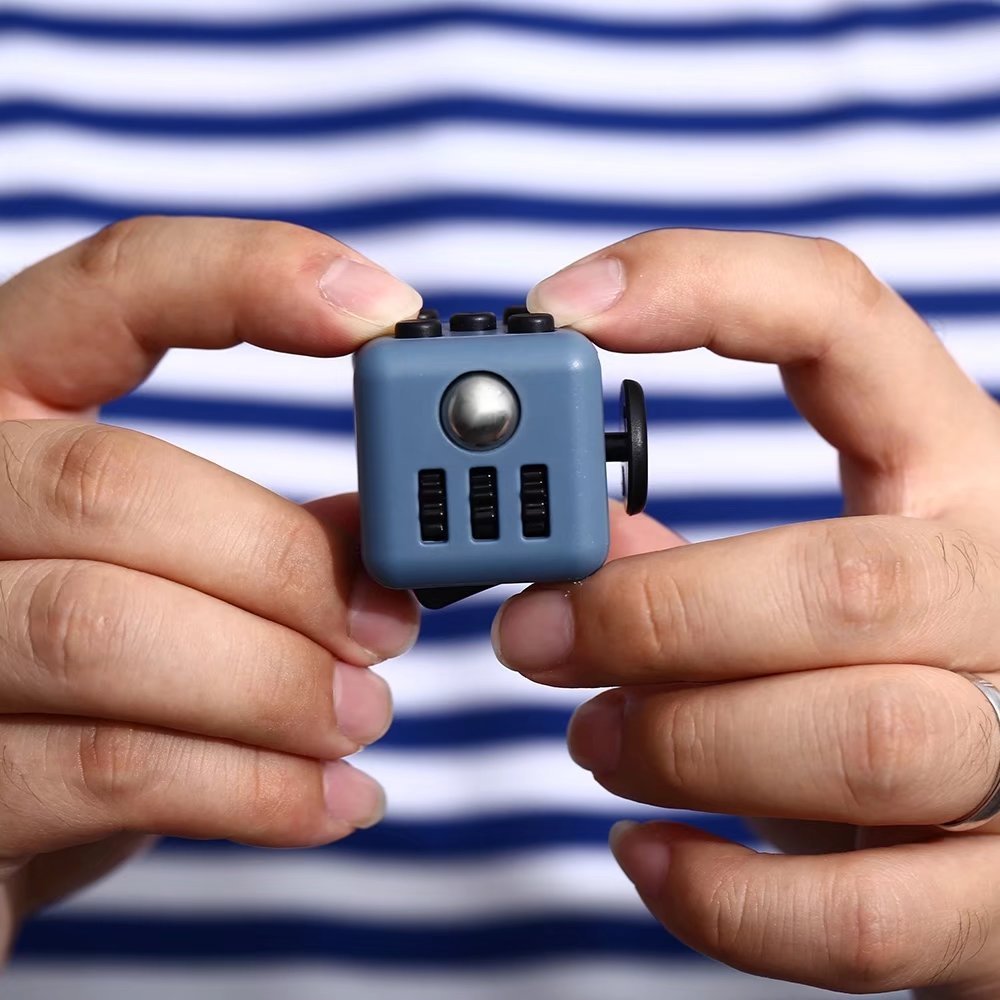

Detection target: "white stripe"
[5, 121, 1000, 204]
[3, 24, 1000, 113]
[355, 740, 658, 817]
[122, 320, 998, 408]
[51, 848, 651, 920]
[0, 962, 909, 1000]
[103, 418, 840, 497]
[375, 640, 585, 714]
[10, 0, 943, 22]
[2, 218, 999, 297]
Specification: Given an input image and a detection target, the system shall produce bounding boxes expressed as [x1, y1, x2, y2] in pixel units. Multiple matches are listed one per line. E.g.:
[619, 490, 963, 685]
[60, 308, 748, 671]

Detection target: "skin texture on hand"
[0, 216, 422, 960]
[493, 229, 1000, 997]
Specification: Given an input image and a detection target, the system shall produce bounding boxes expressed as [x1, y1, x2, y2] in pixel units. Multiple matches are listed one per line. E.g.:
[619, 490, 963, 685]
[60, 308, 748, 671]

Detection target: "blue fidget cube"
[353, 309, 647, 609]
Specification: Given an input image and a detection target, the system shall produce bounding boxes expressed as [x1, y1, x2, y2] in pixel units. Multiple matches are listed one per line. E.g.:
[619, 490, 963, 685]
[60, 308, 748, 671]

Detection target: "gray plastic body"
[354, 325, 610, 590]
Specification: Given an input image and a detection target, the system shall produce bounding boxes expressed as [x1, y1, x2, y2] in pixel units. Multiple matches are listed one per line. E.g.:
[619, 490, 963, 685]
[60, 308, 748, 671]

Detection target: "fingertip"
[609, 820, 672, 903]
[527, 255, 625, 329]
[347, 573, 421, 663]
[317, 257, 422, 339]
[322, 760, 386, 831]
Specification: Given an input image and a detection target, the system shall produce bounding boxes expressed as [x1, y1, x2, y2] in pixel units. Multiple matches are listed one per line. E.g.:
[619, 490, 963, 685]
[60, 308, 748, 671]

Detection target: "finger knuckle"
[811, 237, 884, 317]
[248, 650, 331, 747]
[809, 521, 911, 633]
[73, 216, 158, 284]
[75, 721, 146, 804]
[653, 694, 715, 791]
[39, 424, 133, 527]
[700, 865, 765, 964]
[255, 508, 332, 606]
[839, 676, 930, 812]
[611, 569, 701, 675]
[239, 753, 318, 839]
[826, 870, 910, 991]
[27, 561, 129, 690]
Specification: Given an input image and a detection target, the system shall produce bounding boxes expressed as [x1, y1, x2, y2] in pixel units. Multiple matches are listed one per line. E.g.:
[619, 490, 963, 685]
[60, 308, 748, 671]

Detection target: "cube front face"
[354, 328, 610, 590]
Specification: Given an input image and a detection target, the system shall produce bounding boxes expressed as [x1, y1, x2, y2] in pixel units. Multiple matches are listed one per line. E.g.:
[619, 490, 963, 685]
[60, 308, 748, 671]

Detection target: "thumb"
[0, 216, 422, 419]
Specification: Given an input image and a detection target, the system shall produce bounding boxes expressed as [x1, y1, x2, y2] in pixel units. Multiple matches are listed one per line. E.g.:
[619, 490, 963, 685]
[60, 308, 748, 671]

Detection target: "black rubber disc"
[619, 379, 648, 515]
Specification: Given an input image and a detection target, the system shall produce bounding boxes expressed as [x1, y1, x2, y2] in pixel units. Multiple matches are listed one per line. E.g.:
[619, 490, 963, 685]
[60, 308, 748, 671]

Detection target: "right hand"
[0, 217, 422, 957]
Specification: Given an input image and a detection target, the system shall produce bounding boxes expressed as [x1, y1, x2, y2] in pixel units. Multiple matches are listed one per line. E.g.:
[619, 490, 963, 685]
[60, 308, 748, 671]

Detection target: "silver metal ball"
[441, 372, 520, 451]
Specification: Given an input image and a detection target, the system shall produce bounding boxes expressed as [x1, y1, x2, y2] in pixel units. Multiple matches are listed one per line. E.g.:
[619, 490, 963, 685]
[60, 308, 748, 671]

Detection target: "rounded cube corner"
[360, 542, 413, 592]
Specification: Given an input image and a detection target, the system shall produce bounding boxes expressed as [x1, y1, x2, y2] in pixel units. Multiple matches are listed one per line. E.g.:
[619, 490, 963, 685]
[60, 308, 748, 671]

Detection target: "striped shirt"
[2, 2, 999, 997]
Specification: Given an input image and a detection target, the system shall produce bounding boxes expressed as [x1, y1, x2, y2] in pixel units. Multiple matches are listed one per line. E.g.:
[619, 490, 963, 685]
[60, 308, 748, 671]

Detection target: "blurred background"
[1, 1, 998, 997]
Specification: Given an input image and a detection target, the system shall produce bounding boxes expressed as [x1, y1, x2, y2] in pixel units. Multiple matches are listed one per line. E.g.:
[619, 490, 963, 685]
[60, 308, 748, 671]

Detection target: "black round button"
[417, 308, 439, 320]
[604, 379, 648, 516]
[449, 312, 497, 332]
[395, 318, 442, 339]
[507, 312, 555, 334]
[503, 304, 529, 324]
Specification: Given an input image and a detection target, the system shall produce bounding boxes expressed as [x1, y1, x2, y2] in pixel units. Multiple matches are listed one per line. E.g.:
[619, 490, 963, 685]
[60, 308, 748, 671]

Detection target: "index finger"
[0, 216, 422, 419]
[493, 514, 1000, 686]
[528, 229, 1000, 514]
[0, 420, 418, 667]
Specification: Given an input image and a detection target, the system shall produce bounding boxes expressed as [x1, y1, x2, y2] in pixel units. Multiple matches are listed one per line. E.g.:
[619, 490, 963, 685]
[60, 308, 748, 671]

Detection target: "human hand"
[0, 217, 421, 957]
[493, 230, 1000, 997]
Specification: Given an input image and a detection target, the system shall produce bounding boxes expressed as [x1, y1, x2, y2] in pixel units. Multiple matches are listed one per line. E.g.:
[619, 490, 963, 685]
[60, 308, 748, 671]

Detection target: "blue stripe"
[3, 3, 998, 45]
[14, 914, 692, 964]
[426, 287, 1000, 319]
[154, 813, 754, 858]
[5, 189, 1000, 231]
[105, 383, 1000, 435]
[103, 389, 805, 433]
[4, 92, 1000, 137]
[383, 705, 571, 748]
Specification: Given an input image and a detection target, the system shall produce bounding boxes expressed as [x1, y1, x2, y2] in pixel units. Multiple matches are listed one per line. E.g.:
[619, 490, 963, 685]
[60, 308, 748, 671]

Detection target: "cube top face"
[354, 315, 610, 590]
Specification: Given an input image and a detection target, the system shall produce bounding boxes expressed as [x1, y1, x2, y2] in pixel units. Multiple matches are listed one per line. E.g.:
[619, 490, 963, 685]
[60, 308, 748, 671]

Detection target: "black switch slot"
[418, 469, 448, 542]
[469, 467, 499, 540]
[520, 465, 550, 538]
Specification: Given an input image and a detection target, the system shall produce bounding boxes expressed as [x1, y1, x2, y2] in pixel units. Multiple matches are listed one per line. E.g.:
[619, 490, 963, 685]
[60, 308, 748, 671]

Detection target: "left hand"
[492, 229, 1000, 997]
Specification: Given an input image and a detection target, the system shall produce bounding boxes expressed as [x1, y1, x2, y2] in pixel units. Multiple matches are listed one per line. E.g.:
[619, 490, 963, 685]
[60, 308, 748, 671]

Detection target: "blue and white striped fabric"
[2, 2, 998, 997]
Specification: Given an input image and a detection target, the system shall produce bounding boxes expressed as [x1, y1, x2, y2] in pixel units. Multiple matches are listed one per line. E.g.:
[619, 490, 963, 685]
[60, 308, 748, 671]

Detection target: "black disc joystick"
[604, 380, 648, 515]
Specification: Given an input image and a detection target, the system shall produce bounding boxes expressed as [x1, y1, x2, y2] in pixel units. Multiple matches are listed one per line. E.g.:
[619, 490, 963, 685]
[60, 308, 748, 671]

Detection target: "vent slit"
[469, 467, 499, 540]
[418, 469, 448, 542]
[520, 465, 550, 538]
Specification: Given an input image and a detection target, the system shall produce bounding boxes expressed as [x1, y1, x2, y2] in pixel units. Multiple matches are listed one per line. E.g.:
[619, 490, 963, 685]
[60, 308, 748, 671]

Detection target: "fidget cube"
[353, 309, 647, 609]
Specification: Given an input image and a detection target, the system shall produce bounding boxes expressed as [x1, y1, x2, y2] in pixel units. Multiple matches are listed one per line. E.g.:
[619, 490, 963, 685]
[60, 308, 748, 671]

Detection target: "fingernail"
[318, 257, 422, 332]
[567, 696, 623, 773]
[349, 573, 420, 662]
[323, 760, 386, 829]
[609, 821, 670, 902]
[527, 256, 625, 327]
[609, 819, 639, 853]
[333, 663, 392, 747]
[492, 589, 574, 673]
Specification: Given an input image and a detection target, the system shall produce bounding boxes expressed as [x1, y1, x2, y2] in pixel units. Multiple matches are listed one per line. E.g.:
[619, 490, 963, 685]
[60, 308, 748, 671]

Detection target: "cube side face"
[354, 330, 609, 590]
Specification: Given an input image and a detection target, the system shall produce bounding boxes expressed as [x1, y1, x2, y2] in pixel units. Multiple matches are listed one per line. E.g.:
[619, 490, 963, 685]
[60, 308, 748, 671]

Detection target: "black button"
[507, 312, 555, 334]
[395, 318, 442, 339]
[449, 312, 497, 332]
[502, 304, 529, 325]
[417, 308, 439, 320]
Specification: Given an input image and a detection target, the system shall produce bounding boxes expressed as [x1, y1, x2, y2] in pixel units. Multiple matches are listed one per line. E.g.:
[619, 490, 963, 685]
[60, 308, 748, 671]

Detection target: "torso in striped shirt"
[2, 3, 998, 998]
